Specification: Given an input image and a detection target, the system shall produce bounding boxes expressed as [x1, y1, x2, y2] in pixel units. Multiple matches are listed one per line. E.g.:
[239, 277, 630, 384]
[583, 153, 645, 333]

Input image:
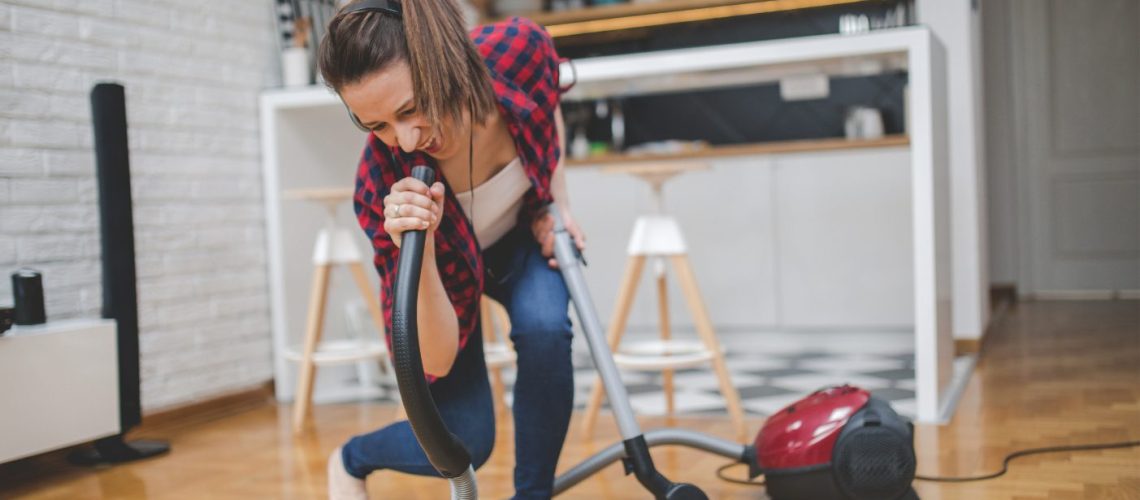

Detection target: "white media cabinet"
[0, 319, 120, 464]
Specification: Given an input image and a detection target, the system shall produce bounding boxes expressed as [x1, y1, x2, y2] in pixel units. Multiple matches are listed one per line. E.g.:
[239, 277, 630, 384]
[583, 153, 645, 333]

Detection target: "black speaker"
[69, 82, 169, 465]
[11, 269, 47, 325]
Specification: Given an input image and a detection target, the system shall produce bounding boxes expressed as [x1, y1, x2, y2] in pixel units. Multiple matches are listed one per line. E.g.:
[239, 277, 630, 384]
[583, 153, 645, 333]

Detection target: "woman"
[317, 1, 585, 499]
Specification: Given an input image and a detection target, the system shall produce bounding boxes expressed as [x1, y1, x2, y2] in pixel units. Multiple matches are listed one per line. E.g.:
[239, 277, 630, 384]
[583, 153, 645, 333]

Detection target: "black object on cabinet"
[11, 269, 47, 325]
[69, 83, 170, 465]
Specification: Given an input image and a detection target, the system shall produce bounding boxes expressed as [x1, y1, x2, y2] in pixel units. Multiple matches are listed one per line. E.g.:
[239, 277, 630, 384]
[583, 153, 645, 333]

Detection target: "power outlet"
[779, 74, 830, 101]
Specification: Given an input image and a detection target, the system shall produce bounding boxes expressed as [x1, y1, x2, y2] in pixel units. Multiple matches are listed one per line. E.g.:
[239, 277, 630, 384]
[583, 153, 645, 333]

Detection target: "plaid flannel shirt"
[354, 17, 567, 383]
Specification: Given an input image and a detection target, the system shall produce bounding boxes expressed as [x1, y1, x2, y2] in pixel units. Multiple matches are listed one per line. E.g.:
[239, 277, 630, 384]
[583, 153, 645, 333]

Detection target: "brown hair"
[318, 0, 497, 128]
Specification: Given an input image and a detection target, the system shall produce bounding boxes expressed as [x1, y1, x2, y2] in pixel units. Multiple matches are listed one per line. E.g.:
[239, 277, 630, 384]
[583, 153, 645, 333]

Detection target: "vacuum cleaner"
[392, 165, 918, 499]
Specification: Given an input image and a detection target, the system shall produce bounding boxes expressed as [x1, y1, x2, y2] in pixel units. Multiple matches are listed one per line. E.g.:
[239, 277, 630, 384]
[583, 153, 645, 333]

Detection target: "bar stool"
[579, 162, 747, 442]
[284, 188, 390, 435]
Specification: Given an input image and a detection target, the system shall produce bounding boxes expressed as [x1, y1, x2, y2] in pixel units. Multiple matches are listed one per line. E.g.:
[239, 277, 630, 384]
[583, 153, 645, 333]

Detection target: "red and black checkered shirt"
[354, 17, 567, 383]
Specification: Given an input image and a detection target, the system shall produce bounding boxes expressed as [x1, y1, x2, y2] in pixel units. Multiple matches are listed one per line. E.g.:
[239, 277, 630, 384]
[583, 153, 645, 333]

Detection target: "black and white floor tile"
[363, 330, 917, 420]
[495, 330, 919, 420]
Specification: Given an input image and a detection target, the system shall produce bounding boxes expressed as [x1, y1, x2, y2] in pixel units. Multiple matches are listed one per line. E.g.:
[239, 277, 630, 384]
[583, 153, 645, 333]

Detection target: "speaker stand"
[67, 435, 170, 465]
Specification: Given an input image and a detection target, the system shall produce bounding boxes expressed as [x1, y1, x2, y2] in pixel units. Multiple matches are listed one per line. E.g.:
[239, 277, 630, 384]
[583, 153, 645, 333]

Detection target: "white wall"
[917, 0, 989, 340]
[0, 0, 279, 411]
[981, 0, 1018, 285]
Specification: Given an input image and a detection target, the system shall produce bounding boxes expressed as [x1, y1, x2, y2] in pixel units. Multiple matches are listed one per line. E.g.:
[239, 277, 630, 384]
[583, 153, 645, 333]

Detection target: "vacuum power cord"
[914, 439, 1140, 482]
[715, 462, 763, 486]
[715, 439, 1140, 487]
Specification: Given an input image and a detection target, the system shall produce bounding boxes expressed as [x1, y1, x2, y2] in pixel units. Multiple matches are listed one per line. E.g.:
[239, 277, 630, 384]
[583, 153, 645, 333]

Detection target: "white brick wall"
[0, 0, 281, 412]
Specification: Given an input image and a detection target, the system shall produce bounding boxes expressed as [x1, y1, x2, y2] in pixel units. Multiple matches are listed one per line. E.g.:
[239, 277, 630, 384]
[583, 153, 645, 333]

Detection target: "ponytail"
[403, 1, 497, 127]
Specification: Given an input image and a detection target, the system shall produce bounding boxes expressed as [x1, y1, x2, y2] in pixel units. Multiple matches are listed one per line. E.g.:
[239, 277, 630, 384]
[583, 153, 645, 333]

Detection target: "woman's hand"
[531, 204, 586, 269]
[383, 176, 445, 248]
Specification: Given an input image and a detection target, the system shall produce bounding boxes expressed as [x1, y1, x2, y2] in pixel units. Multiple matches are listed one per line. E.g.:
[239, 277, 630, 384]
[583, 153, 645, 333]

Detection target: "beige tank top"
[454, 157, 530, 247]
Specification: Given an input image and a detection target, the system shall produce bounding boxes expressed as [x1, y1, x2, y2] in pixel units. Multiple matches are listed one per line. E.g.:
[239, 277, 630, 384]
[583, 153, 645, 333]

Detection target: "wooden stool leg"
[293, 263, 332, 435]
[489, 369, 507, 421]
[582, 256, 645, 437]
[491, 299, 511, 336]
[482, 298, 508, 421]
[656, 263, 674, 418]
[347, 262, 386, 340]
[669, 255, 747, 442]
[481, 298, 498, 343]
[491, 300, 513, 418]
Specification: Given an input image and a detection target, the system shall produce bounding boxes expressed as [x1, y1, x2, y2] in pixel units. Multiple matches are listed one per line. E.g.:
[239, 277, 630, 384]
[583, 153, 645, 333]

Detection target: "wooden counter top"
[565, 134, 909, 167]
[499, 0, 868, 39]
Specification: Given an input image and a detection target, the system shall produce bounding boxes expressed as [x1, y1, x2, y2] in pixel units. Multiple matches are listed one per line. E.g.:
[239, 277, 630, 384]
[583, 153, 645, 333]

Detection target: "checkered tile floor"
[362, 330, 916, 419]
[495, 330, 917, 420]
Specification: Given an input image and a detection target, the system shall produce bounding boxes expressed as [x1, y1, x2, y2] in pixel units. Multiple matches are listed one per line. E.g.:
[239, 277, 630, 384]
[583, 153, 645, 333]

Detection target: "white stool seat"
[284, 339, 388, 365]
[614, 339, 717, 370]
[614, 353, 714, 370]
[618, 338, 710, 357]
[484, 341, 517, 368]
[627, 215, 687, 256]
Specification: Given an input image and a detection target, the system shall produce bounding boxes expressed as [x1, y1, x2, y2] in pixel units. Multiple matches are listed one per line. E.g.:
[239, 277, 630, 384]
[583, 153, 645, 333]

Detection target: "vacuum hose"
[391, 165, 477, 499]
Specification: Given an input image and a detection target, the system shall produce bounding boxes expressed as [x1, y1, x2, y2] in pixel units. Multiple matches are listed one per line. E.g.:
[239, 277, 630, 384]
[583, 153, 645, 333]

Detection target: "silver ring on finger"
[390, 204, 401, 218]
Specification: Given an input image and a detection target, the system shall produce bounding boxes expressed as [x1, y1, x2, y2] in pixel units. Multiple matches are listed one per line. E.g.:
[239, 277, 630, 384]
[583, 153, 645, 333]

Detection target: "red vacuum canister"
[750, 385, 918, 500]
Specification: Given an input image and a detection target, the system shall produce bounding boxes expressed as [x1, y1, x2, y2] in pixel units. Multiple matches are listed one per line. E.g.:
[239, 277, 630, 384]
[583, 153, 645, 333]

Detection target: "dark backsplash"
[567, 71, 908, 148]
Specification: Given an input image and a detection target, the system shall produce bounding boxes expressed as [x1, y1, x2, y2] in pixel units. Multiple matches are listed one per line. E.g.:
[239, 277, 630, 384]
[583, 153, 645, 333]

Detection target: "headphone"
[340, 0, 402, 19]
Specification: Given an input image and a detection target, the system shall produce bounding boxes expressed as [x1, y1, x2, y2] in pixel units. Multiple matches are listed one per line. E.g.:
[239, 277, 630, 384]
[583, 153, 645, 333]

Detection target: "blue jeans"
[341, 225, 575, 499]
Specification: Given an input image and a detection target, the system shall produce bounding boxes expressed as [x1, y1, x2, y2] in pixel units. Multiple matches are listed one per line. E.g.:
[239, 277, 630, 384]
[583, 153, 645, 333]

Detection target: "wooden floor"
[2, 299, 1137, 499]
